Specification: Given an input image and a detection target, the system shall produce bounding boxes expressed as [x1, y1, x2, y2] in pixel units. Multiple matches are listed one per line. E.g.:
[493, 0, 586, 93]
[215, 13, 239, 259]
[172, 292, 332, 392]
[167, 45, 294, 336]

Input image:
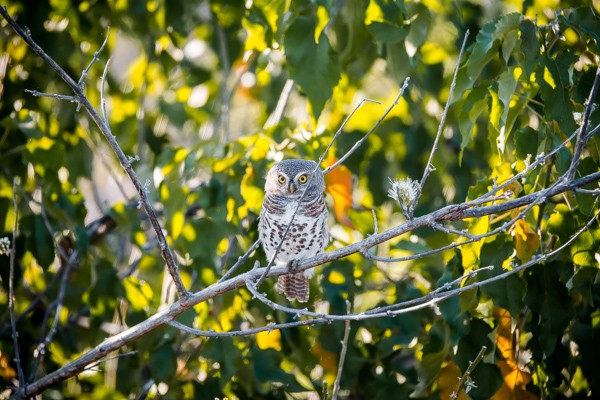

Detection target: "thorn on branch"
[126, 155, 140, 165]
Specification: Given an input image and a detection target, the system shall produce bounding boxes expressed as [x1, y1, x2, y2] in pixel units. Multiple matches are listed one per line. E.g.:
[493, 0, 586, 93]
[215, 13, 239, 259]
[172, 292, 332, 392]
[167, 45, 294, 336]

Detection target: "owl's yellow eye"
[278, 175, 286, 184]
[298, 174, 308, 184]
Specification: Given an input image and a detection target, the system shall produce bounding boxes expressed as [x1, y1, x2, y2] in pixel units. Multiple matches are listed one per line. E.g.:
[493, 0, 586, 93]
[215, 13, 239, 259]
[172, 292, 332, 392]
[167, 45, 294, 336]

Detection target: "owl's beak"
[288, 182, 297, 193]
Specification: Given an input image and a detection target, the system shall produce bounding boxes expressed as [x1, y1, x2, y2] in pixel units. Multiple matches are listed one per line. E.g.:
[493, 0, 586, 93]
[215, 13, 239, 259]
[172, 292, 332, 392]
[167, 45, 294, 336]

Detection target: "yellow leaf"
[123, 277, 153, 311]
[240, 164, 264, 213]
[492, 308, 538, 400]
[315, 5, 329, 43]
[0, 353, 16, 379]
[511, 219, 540, 262]
[494, 308, 514, 365]
[256, 328, 282, 351]
[328, 270, 346, 285]
[437, 361, 469, 400]
[171, 210, 185, 240]
[461, 217, 489, 270]
[324, 156, 355, 228]
[312, 342, 337, 373]
[543, 66, 556, 89]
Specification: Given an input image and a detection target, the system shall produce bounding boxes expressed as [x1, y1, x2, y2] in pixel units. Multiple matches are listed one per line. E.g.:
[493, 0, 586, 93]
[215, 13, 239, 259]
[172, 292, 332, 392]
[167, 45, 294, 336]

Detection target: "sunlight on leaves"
[256, 329, 282, 351]
[511, 219, 540, 262]
[324, 156, 355, 228]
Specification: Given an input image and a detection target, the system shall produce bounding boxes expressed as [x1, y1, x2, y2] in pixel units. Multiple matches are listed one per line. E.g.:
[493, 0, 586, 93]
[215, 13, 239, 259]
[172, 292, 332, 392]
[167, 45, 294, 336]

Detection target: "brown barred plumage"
[259, 159, 329, 302]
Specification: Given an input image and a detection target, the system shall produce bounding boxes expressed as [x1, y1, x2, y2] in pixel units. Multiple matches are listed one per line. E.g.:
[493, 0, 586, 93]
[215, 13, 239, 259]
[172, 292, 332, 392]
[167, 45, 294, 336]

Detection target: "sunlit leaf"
[256, 328, 282, 351]
[511, 219, 540, 262]
[324, 157, 355, 228]
[284, 15, 341, 120]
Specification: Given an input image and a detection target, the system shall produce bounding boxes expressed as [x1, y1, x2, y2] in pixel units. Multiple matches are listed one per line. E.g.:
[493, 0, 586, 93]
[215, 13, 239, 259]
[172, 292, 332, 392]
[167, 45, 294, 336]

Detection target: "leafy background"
[1, 0, 600, 398]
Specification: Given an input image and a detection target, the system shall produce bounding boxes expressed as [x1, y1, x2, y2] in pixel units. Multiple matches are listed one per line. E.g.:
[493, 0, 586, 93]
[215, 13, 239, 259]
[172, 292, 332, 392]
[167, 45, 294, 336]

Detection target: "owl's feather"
[258, 159, 329, 303]
[276, 273, 309, 302]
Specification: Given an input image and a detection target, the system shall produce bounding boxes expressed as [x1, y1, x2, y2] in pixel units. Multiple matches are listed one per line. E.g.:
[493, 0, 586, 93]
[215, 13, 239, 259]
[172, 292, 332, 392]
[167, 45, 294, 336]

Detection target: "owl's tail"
[276, 273, 309, 302]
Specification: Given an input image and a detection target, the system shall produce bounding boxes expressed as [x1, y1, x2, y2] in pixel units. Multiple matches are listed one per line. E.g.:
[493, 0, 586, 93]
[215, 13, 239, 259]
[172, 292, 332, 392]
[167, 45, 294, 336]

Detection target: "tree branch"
[9, 178, 26, 395]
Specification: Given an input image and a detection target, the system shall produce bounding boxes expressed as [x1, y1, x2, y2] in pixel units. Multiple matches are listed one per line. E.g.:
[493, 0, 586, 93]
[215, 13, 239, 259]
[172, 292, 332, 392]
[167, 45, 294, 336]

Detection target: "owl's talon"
[287, 259, 299, 273]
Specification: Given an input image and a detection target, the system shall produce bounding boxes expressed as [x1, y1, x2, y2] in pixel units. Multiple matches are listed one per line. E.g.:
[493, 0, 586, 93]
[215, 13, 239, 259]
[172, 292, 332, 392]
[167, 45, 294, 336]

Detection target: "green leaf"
[466, 13, 522, 84]
[20, 215, 55, 268]
[84, 259, 123, 315]
[459, 86, 489, 163]
[411, 319, 450, 397]
[468, 363, 503, 400]
[562, 6, 600, 43]
[149, 343, 178, 383]
[567, 267, 598, 307]
[513, 126, 539, 160]
[475, 238, 525, 316]
[405, 2, 431, 49]
[386, 42, 411, 83]
[252, 348, 305, 392]
[284, 15, 341, 120]
[519, 19, 539, 76]
[365, 0, 409, 44]
[204, 337, 241, 384]
[456, 319, 494, 372]
[524, 262, 574, 356]
[538, 52, 578, 135]
[494, 66, 519, 153]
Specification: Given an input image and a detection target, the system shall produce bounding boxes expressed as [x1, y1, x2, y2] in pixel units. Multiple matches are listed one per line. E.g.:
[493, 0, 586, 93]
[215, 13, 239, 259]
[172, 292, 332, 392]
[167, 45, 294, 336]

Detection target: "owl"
[258, 159, 329, 302]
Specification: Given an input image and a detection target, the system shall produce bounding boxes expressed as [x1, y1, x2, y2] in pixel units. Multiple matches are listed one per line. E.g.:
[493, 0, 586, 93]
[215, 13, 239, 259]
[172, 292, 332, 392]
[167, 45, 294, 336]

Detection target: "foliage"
[1, 0, 600, 399]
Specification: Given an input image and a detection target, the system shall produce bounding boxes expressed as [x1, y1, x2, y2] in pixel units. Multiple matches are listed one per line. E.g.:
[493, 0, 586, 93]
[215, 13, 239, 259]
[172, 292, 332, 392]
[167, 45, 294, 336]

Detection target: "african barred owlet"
[258, 159, 329, 302]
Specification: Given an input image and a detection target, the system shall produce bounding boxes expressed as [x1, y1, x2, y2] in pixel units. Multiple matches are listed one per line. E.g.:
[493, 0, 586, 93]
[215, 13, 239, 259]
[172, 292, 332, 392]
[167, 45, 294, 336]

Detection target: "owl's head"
[264, 159, 325, 198]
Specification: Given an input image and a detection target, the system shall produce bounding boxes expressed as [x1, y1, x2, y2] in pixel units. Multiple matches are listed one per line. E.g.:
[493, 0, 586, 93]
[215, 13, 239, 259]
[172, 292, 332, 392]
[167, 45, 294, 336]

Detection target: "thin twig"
[218, 239, 261, 283]
[24, 89, 78, 103]
[78, 27, 110, 86]
[322, 380, 329, 400]
[431, 222, 476, 239]
[320, 96, 381, 173]
[574, 188, 600, 195]
[323, 80, 409, 174]
[100, 57, 111, 124]
[9, 178, 26, 391]
[245, 266, 493, 321]
[83, 350, 138, 372]
[412, 31, 470, 218]
[568, 65, 600, 180]
[332, 300, 352, 400]
[451, 346, 487, 399]
[264, 79, 295, 128]
[29, 251, 78, 382]
[176, 206, 597, 328]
